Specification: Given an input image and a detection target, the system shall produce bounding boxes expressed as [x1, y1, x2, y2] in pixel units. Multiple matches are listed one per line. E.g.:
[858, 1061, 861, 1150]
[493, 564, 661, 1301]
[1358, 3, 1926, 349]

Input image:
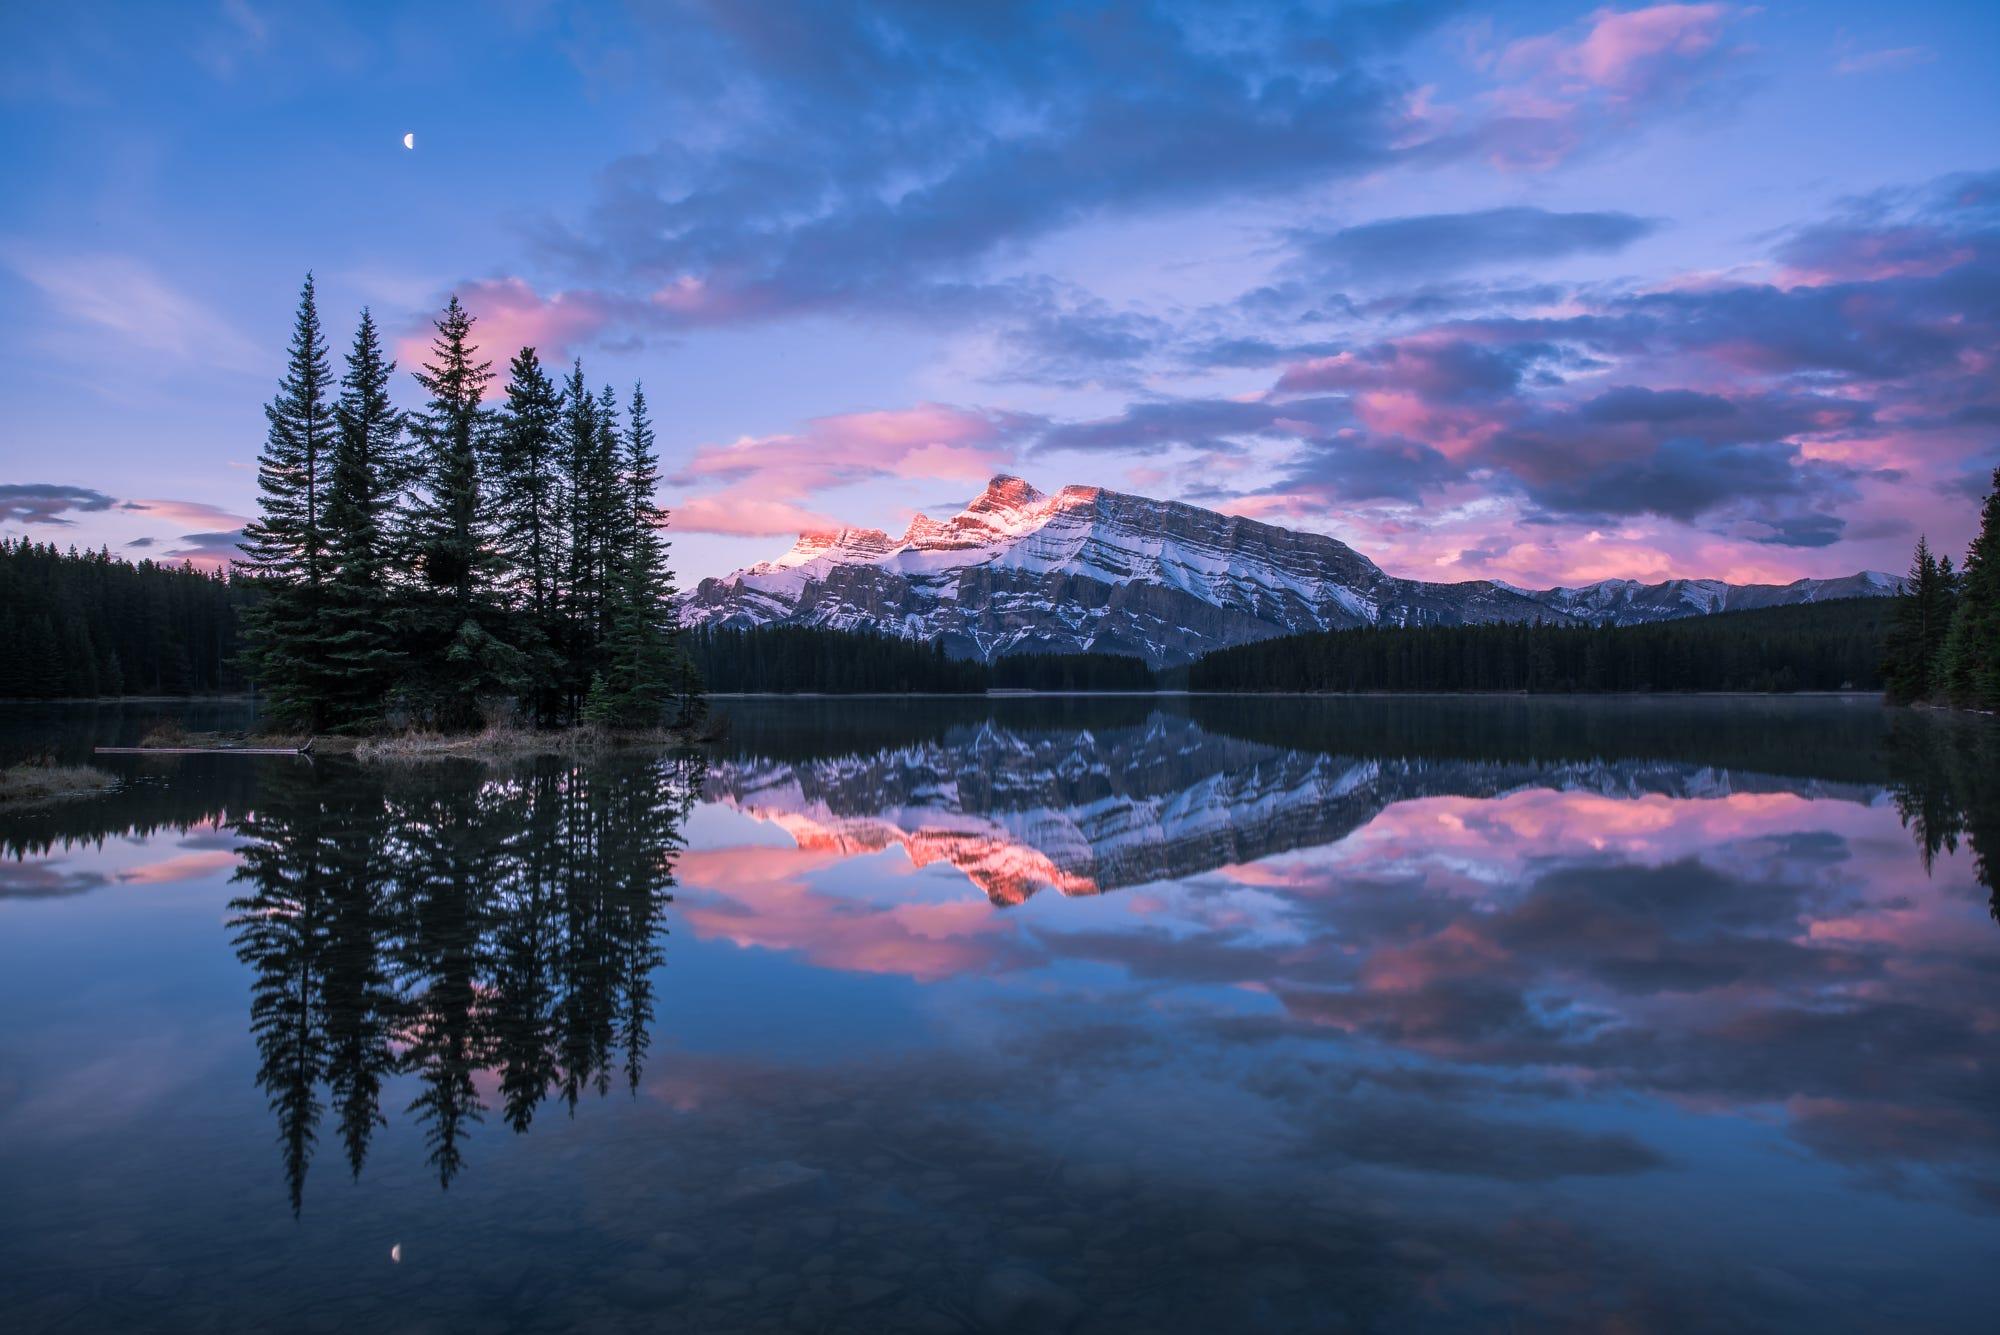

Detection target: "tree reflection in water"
[1885, 710, 2000, 921]
[226, 753, 704, 1212]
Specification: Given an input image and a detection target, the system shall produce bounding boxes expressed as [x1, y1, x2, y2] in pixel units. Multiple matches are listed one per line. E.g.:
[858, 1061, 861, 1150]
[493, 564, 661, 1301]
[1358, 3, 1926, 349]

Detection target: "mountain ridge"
[681, 475, 1898, 666]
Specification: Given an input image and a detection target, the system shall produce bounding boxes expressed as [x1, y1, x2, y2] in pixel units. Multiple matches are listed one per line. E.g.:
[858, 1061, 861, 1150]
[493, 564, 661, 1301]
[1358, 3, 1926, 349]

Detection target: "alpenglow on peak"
[682, 478, 1898, 666]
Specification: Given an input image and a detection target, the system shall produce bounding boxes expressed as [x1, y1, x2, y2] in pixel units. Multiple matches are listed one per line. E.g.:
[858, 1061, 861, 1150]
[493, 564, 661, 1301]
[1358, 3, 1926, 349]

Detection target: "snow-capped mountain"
[1515, 570, 1902, 624]
[681, 475, 1898, 666]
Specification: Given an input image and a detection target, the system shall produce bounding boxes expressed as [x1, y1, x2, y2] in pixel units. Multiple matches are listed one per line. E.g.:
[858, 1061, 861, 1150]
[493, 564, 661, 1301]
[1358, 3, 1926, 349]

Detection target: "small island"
[221, 278, 707, 743]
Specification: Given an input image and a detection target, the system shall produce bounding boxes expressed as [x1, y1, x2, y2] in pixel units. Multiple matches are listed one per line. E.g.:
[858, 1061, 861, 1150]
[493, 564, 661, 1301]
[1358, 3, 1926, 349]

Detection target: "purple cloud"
[0, 483, 118, 526]
[1283, 206, 1658, 282]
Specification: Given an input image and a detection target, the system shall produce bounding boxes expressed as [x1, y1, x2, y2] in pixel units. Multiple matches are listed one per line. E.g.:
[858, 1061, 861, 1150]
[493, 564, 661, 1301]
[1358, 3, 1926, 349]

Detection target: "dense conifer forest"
[686, 625, 986, 693]
[0, 539, 248, 698]
[989, 651, 1158, 691]
[1188, 598, 1896, 694]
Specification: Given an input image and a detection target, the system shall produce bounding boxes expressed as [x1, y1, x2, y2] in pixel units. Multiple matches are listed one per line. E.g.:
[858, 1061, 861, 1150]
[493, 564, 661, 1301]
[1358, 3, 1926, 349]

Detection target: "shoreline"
[342, 724, 708, 762]
[707, 689, 1890, 700]
[14, 689, 1982, 708]
[0, 694, 257, 706]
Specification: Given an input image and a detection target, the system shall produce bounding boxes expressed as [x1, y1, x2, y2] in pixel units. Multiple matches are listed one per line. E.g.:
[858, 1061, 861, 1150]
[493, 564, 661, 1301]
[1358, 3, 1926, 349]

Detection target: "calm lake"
[2, 697, 1996, 1333]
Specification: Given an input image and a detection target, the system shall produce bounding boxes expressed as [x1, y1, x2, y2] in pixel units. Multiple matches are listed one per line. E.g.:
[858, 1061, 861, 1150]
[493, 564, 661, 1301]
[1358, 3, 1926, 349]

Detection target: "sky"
[1, 0, 1996, 588]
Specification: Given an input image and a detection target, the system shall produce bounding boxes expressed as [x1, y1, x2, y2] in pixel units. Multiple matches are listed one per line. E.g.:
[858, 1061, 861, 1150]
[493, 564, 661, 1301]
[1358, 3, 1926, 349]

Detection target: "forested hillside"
[0, 539, 248, 698]
[1187, 598, 1893, 694]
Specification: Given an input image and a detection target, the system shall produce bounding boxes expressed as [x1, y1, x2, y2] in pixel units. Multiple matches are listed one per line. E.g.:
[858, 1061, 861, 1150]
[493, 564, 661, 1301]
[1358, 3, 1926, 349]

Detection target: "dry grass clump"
[353, 724, 543, 760]
[353, 723, 697, 762]
[0, 758, 119, 805]
[138, 720, 191, 748]
[134, 722, 311, 751]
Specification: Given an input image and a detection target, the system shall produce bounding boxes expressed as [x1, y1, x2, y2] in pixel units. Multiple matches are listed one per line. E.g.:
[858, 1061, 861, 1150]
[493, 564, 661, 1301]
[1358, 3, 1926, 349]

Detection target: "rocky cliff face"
[682, 475, 1897, 666]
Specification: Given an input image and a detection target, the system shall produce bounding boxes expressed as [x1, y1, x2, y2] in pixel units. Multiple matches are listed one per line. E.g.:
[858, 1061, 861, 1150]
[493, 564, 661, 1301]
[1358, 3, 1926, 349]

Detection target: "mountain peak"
[772, 526, 892, 568]
[969, 474, 1045, 513]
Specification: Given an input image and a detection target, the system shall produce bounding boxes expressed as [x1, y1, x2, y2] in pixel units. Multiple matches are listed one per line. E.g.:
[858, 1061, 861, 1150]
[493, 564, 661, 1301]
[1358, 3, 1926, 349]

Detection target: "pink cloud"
[120, 497, 252, 572]
[1477, 4, 1744, 168]
[645, 273, 785, 325]
[1498, 4, 1733, 100]
[123, 497, 249, 530]
[456, 278, 639, 362]
[1212, 492, 1319, 523]
[394, 277, 657, 376]
[682, 403, 1029, 492]
[1774, 225, 1977, 287]
[1223, 483, 1884, 589]
[673, 402, 1038, 538]
[674, 494, 842, 537]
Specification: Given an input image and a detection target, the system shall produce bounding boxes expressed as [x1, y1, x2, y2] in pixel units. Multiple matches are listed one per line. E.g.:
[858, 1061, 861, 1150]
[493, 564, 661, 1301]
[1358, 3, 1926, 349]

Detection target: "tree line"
[241, 276, 702, 734]
[1881, 466, 2000, 711]
[0, 538, 248, 698]
[990, 650, 1158, 691]
[1186, 598, 1895, 694]
[683, 624, 1162, 693]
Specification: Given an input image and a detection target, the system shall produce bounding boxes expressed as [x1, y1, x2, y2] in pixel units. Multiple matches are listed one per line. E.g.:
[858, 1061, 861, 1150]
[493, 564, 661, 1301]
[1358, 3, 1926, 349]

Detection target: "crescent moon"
[402, 132, 415, 150]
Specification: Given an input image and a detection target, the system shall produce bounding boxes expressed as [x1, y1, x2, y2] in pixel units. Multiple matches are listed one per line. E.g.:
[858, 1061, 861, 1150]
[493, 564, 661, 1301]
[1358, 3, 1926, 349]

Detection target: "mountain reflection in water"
[705, 708, 1899, 905]
[1, 698, 1997, 1334]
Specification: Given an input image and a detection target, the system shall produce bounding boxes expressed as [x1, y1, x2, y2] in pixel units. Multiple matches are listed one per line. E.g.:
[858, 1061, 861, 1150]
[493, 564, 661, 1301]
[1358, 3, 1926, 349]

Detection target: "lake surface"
[2, 696, 1996, 1333]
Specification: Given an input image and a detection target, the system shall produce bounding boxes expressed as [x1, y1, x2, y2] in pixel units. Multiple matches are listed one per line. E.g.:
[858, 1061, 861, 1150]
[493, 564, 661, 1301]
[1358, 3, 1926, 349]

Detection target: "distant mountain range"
[681, 475, 1899, 666]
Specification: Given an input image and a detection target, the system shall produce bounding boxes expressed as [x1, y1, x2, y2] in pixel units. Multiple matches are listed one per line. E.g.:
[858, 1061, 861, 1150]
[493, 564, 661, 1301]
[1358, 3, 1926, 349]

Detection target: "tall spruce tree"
[320, 310, 409, 731]
[582, 384, 696, 728]
[1941, 468, 2000, 710]
[1884, 536, 1957, 704]
[591, 384, 625, 645]
[404, 296, 523, 729]
[241, 274, 340, 731]
[491, 346, 567, 724]
[557, 362, 610, 716]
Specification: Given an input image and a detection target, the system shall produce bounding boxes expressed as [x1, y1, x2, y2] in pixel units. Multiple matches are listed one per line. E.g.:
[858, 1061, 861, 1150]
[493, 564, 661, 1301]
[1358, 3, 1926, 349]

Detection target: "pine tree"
[1941, 468, 2000, 710]
[1884, 536, 1956, 704]
[591, 384, 624, 646]
[241, 274, 339, 730]
[557, 362, 611, 717]
[582, 384, 698, 728]
[490, 347, 567, 724]
[403, 296, 523, 730]
[320, 310, 409, 731]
